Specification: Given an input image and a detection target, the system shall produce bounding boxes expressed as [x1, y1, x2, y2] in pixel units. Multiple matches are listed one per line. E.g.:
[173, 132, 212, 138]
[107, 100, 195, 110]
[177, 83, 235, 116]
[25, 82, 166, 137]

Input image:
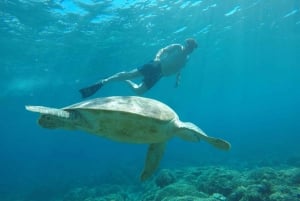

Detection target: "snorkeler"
[79, 38, 198, 98]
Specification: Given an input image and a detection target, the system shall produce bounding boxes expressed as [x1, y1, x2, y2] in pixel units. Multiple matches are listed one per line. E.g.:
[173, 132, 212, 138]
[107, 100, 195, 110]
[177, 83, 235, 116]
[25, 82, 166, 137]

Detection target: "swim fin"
[79, 82, 103, 98]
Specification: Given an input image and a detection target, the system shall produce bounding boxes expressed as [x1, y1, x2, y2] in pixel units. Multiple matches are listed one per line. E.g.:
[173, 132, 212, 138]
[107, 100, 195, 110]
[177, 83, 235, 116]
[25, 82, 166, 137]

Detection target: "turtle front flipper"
[25, 106, 70, 118]
[25, 105, 77, 129]
[174, 121, 231, 151]
[203, 135, 231, 151]
[140, 142, 166, 181]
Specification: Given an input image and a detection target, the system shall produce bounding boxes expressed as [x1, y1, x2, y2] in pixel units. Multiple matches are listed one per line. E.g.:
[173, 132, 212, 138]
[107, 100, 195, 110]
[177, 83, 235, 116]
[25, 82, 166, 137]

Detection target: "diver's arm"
[175, 71, 181, 88]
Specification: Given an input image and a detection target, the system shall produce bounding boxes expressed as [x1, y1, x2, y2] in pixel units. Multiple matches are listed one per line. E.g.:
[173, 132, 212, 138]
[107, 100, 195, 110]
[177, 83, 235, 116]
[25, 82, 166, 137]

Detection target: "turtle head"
[38, 114, 68, 129]
[38, 110, 82, 130]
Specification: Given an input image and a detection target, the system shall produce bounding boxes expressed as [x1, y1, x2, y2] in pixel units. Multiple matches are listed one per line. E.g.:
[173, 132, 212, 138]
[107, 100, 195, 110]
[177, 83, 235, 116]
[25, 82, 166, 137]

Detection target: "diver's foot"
[79, 81, 103, 98]
[125, 80, 147, 95]
[125, 80, 139, 89]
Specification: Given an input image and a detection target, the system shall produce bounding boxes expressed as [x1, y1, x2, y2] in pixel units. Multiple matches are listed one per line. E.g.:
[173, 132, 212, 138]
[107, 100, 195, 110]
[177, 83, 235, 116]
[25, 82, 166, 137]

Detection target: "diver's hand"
[175, 72, 181, 88]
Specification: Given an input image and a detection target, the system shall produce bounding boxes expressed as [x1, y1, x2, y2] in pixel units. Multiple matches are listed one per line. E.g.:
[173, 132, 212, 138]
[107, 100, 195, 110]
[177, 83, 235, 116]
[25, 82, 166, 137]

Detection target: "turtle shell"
[64, 96, 178, 121]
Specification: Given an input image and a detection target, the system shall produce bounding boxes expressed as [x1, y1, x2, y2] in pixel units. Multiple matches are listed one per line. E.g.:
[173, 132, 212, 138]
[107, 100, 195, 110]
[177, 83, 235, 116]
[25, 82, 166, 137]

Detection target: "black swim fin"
[79, 82, 103, 98]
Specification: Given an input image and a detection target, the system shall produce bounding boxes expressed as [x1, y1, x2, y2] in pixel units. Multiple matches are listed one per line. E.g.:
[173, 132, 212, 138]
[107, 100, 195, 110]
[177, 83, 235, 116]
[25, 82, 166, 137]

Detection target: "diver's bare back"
[155, 44, 188, 76]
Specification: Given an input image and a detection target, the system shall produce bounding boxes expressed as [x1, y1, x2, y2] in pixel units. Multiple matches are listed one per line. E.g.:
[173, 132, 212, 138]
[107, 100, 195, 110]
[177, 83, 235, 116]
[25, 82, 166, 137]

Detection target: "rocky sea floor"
[18, 165, 300, 201]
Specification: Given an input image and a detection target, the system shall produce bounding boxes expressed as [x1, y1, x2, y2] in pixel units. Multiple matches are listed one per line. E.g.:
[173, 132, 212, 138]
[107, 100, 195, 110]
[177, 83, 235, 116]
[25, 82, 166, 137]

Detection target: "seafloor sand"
[26, 165, 299, 201]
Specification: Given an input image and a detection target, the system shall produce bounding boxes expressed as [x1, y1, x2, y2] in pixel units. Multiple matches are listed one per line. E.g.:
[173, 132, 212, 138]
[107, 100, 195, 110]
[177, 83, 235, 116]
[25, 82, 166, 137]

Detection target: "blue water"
[1, 0, 300, 200]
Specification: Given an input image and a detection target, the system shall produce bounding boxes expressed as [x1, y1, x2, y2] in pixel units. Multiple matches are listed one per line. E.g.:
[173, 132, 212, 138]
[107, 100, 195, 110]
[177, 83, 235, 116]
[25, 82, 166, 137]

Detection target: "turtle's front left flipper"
[25, 106, 70, 118]
[25, 105, 75, 129]
[140, 143, 166, 181]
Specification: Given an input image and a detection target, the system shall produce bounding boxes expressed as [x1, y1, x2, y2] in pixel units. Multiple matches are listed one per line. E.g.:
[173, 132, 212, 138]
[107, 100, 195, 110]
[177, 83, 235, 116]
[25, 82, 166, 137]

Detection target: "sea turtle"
[25, 96, 231, 181]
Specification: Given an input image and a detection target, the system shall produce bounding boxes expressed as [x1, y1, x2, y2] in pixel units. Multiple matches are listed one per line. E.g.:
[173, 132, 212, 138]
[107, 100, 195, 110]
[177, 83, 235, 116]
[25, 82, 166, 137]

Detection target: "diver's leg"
[79, 69, 142, 98]
[102, 69, 141, 84]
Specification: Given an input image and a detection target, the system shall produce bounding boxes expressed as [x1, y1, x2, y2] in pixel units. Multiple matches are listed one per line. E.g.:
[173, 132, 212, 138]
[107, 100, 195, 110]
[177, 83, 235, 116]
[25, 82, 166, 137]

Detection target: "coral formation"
[155, 169, 176, 188]
[17, 166, 300, 201]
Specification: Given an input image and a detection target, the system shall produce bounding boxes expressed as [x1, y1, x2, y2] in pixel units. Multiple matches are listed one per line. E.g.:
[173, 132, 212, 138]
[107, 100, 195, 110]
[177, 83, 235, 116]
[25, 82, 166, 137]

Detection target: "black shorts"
[138, 61, 162, 89]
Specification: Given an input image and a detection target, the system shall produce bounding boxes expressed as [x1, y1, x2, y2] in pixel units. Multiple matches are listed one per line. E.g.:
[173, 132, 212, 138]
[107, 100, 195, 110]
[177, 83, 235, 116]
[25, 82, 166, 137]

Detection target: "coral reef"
[155, 169, 177, 188]
[16, 166, 300, 201]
